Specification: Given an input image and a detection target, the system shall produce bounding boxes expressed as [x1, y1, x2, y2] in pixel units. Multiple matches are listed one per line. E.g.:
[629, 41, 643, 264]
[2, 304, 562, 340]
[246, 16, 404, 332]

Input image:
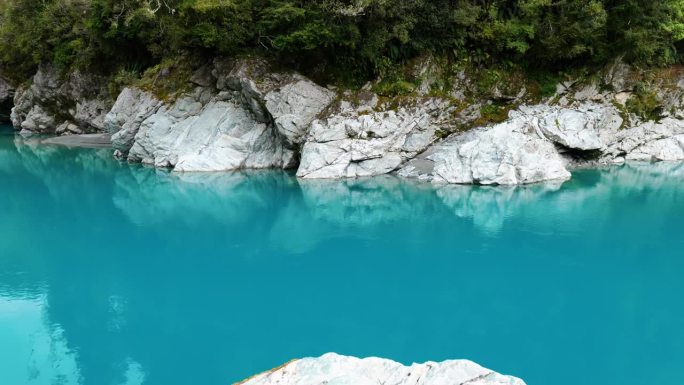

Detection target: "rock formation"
[11, 64, 112, 135]
[297, 98, 452, 178]
[104, 58, 334, 172]
[10, 57, 684, 184]
[237, 353, 525, 385]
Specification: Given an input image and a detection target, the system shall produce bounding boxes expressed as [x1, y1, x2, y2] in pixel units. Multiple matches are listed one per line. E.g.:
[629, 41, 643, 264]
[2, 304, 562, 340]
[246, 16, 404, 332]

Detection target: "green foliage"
[108, 68, 141, 99]
[528, 70, 564, 99]
[2, 0, 684, 85]
[479, 103, 511, 124]
[136, 58, 195, 101]
[626, 86, 664, 121]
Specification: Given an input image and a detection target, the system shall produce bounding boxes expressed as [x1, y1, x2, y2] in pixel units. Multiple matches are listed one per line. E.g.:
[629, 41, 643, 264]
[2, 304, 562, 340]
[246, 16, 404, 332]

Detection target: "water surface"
[1, 125, 684, 385]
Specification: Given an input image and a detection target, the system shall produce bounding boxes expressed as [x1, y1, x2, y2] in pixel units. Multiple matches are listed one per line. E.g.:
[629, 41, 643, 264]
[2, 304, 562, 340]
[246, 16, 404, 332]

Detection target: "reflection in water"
[0, 295, 81, 385]
[2, 132, 684, 385]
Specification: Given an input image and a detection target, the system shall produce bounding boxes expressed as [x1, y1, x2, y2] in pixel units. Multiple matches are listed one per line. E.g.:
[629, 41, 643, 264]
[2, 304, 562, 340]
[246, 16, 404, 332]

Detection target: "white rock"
[128, 98, 290, 172]
[297, 101, 449, 179]
[264, 78, 335, 147]
[399, 119, 571, 185]
[105, 88, 163, 154]
[20, 105, 56, 132]
[603, 118, 684, 162]
[514, 104, 621, 151]
[238, 353, 525, 385]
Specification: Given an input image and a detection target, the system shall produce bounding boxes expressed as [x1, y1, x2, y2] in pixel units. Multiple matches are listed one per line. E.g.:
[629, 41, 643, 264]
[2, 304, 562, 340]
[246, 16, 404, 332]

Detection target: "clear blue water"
[2, 123, 684, 385]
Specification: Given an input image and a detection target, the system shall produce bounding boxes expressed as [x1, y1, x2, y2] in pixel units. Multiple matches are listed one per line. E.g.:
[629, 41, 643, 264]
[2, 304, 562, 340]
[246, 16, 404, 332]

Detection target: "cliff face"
[9, 58, 684, 185]
[10, 63, 112, 135]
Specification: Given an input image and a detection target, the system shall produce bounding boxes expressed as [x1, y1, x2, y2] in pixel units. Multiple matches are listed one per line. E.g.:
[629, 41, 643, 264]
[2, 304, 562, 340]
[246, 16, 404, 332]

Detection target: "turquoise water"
[2, 124, 684, 385]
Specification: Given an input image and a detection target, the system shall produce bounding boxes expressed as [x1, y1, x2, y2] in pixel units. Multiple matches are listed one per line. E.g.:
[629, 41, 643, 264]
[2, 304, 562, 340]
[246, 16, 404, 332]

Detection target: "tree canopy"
[1, 0, 684, 83]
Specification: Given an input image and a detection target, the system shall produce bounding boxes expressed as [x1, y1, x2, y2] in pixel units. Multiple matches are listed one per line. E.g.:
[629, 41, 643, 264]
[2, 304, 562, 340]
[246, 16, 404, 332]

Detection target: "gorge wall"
[7, 58, 684, 185]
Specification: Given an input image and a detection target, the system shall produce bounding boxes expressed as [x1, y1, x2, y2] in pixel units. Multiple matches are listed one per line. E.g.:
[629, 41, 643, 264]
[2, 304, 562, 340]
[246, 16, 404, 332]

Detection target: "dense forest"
[1, 0, 684, 85]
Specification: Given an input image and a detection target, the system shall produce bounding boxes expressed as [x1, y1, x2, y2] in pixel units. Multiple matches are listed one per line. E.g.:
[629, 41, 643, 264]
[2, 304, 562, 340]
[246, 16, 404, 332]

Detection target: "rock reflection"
[3, 133, 684, 385]
[113, 167, 295, 227]
[296, 176, 437, 226]
[7, 130, 684, 242]
[436, 182, 564, 233]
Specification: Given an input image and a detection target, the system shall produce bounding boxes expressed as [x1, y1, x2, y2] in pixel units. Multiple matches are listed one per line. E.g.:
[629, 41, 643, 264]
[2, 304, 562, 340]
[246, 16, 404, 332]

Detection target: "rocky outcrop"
[105, 58, 334, 172]
[399, 101, 684, 185]
[105, 87, 162, 154]
[602, 118, 684, 162]
[399, 116, 571, 185]
[11, 56, 684, 184]
[515, 104, 623, 151]
[11, 64, 112, 135]
[297, 98, 453, 178]
[127, 91, 294, 171]
[265, 78, 335, 148]
[238, 353, 525, 385]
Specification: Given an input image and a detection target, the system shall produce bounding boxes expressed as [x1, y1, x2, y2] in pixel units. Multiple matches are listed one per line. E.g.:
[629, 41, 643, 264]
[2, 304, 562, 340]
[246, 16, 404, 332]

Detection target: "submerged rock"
[238, 353, 525, 385]
[41, 133, 111, 148]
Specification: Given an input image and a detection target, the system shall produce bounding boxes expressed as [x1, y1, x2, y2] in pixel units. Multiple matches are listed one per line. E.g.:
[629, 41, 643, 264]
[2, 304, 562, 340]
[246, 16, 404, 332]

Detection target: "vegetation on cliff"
[1, 0, 684, 86]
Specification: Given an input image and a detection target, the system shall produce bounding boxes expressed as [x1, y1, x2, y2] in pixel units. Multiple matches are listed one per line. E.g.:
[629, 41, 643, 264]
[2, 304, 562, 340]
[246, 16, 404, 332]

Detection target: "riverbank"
[3, 57, 684, 186]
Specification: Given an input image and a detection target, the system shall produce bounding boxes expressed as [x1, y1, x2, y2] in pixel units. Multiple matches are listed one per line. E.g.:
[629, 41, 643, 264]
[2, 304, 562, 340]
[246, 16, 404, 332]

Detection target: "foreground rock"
[238, 353, 525, 385]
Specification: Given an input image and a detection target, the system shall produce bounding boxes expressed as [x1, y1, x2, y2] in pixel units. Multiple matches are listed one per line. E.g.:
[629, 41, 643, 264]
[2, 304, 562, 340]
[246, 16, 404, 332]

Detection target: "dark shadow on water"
[0, 123, 14, 135]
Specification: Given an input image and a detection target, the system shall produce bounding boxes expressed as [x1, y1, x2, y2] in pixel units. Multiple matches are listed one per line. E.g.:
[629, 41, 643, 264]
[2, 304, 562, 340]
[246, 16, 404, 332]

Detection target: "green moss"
[610, 100, 632, 129]
[136, 59, 194, 102]
[108, 68, 141, 99]
[625, 86, 663, 121]
[372, 78, 416, 97]
[435, 129, 450, 139]
[476, 69, 503, 95]
[478, 104, 511, 124]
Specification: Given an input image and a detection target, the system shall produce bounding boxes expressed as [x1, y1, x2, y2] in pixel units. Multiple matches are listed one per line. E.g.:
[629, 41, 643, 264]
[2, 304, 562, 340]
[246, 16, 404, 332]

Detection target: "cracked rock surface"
[399, 115, 571, 185]
[297, 99, 452, 179]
